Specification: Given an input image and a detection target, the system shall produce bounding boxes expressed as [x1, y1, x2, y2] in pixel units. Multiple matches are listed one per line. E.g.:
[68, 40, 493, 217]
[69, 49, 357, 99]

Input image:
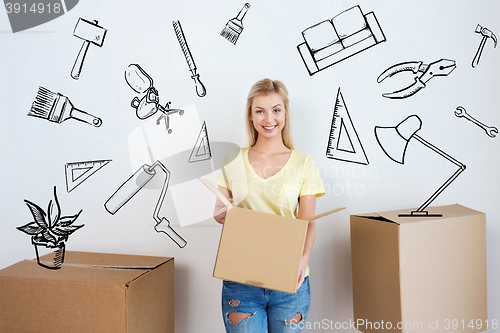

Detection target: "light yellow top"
[216, 147, 325, 278]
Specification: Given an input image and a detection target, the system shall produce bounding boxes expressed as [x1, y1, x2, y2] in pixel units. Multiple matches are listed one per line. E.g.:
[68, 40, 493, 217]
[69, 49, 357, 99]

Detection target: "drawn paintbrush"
[28, 86, 102, 127]
[220, 3, 250, 45]
[173, 20, 206, 97]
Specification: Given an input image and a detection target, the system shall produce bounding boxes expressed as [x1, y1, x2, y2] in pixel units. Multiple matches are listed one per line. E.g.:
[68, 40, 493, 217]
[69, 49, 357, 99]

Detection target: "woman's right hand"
[214, 198, 234, 224]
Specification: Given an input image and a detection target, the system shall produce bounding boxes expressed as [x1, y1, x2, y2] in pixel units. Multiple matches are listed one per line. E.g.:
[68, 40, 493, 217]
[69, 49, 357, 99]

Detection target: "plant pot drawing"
[17, 186, 84, 270]
[34, 243, 66, 270]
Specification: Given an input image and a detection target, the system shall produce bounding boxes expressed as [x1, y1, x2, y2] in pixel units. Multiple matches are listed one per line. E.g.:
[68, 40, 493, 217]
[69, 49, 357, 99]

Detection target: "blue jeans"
[222, 277, 310, 332]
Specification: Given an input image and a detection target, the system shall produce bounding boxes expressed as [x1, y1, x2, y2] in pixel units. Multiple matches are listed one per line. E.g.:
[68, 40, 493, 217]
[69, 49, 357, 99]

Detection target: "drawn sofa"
[297, 5, 386, 76]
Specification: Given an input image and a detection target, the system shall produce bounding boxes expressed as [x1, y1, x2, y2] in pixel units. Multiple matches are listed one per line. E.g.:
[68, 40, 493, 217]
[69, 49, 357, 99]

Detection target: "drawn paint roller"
[71, 18, 107, 80]
[173, 20, 206, 97]
[104, 161, 187, 248]
[28, 86, 102, 127]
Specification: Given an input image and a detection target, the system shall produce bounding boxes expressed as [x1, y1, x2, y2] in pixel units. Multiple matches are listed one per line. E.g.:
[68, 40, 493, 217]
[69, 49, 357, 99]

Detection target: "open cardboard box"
[200, 178, 344, 294]
[351, 204, 487, 333]
[0, 251, 174, 333]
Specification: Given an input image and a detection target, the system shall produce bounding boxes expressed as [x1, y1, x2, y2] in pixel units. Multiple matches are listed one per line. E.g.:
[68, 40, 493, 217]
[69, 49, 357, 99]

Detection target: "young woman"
[214, 79, 325, 332]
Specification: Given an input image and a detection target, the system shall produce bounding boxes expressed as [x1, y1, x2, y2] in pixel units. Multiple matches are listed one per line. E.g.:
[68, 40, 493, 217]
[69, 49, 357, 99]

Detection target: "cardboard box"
[351, 204, 487, 333]
[200, 178, 344, 294]
[0, 251, 174, 333]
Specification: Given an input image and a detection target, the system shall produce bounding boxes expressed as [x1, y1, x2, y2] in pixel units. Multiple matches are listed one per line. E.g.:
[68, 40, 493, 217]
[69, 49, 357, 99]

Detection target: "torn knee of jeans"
[229, 299, 239, 307]
[286, 312, 303, 325]
[227, 310, 254, 325]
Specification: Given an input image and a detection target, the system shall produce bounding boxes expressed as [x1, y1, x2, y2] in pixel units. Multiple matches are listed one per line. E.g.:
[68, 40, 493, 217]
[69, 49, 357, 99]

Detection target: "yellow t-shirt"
[216, 147, 326, 278]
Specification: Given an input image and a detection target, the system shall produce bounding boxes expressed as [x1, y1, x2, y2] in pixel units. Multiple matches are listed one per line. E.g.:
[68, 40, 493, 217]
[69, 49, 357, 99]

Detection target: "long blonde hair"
[245, 79, 294, 149]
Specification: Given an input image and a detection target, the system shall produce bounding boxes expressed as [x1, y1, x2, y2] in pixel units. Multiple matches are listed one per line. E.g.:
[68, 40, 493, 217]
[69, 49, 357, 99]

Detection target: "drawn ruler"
[326, 88, 369, 165]
[173, 20, 206, 97]
[65, 159, 111, 192]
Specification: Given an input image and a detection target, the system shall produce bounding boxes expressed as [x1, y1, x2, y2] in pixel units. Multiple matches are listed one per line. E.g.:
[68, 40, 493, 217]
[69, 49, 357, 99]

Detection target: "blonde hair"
[245, 79, 294, 149]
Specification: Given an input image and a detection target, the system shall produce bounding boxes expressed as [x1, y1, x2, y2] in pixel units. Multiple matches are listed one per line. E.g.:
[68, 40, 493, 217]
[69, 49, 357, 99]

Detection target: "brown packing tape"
[34, 260, 156, 270]
[198, 177, 233, 208]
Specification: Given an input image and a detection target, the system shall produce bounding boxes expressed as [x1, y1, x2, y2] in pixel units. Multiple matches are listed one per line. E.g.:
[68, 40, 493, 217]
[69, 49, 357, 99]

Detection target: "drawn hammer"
[472, 24, 497, 68]
[71, 18, 107, 80]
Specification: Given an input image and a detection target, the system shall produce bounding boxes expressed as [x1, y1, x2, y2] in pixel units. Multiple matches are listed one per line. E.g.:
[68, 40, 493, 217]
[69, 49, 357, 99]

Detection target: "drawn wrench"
[455, 106, 498, 138]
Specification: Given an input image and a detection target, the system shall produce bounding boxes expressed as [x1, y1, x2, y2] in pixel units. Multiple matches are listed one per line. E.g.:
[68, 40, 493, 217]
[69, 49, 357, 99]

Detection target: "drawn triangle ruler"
[326, 88, 369, 165]
[65, 159, 111, 193]
[189, 121, 212, 163]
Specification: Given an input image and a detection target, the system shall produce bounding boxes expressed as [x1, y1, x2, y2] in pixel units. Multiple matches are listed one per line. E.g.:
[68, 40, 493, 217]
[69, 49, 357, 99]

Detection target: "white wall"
[1, 0, 498, 332]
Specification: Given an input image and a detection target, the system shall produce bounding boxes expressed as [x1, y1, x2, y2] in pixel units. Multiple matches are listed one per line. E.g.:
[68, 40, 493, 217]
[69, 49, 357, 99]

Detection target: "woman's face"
[250, 92, 286, 140]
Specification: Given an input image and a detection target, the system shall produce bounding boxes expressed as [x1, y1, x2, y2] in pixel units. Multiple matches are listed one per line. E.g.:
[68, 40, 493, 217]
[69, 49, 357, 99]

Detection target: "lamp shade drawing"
[105, 161, 187, 248]
[375, 115, 466, 217]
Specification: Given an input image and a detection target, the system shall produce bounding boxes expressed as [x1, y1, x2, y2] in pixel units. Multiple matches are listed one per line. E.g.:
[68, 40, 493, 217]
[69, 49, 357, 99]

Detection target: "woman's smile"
[263, 124, 278, 131]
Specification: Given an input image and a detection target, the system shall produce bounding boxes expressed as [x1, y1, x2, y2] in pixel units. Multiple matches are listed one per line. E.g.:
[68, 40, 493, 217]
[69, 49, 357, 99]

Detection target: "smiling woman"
[213, 79, 325, 333]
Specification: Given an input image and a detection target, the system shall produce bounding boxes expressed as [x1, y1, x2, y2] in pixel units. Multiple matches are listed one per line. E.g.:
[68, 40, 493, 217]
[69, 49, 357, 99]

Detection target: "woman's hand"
[213, 186, 233, 224]
[296, 255, 309, 291]
[214, 198, 234, 224]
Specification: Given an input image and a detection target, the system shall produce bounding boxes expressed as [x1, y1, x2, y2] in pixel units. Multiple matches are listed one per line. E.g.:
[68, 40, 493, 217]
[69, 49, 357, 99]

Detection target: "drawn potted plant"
[17, 186, 84, 270]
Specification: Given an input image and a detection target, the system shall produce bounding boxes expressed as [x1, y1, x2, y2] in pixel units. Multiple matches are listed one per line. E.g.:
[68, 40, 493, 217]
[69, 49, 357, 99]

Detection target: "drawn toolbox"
[0, 252, 174, 333]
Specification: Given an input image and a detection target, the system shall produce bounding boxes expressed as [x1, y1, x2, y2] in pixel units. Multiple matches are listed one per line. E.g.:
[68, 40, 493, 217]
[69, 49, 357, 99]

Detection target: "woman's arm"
[296, 194, 317, 290]
[213, 185, 233, 224]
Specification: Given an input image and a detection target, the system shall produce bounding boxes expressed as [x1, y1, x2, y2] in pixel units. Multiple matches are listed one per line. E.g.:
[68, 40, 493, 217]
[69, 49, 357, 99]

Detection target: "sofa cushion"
[302, 20, 340, 52]
[332, 5, 367, 39]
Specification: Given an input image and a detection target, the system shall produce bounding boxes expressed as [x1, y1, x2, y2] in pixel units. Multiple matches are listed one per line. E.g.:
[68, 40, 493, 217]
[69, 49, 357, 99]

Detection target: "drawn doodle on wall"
[326, 88, 369, 165]
[455, 106, 497, 138]
[374, 115, 466, 217]
[377, 59, 456, 99]
[104, 161, 187, 248]
[125, 64, 184, 134]
[28, 86, 102, 127]
[297, 5, 386, 76]
[71, 18, 107, 80]
[65, 160, 112, 193]
[17, 186, 84, 270]
[220, 3, 251, 45]
[173, 20, 207, 97]
[189, 121, 212, 163]
[472, 24, 497, 68]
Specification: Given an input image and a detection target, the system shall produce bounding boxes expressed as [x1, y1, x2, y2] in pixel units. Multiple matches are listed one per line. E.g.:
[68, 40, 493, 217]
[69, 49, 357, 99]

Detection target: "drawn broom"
[28, 86, 102, 127]
[220, 3, 250, 45]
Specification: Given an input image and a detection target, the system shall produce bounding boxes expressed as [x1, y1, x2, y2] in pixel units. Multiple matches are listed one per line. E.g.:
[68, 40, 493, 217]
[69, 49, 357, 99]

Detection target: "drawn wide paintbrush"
[28, 86, 102, 127]
[220, 3, 250, 45]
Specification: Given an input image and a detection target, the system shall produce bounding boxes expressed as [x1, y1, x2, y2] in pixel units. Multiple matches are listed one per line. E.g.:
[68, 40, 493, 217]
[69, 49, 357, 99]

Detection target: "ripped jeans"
[221, 277, 310, 332]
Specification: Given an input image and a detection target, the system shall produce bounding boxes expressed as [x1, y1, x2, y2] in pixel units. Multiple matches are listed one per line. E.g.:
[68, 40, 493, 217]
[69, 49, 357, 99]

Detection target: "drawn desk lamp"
[375, 115, 466, 217]
[104, 161, 187, 248]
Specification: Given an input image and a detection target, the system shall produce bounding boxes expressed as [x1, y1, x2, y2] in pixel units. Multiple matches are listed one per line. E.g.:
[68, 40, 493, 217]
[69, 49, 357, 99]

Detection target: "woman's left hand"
[296, 255, 309, 291]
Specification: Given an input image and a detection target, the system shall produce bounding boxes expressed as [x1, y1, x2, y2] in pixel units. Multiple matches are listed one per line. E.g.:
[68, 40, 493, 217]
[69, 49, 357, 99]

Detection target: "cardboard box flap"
[200, 177, 345, 221]
[0, 252, 173, 285]
[199, 177, 233, 208]
[305, 207, 345, 221]
[375, 204, 484, 225]
[52, 251, 171, 269]
[355, 213, 394, 223]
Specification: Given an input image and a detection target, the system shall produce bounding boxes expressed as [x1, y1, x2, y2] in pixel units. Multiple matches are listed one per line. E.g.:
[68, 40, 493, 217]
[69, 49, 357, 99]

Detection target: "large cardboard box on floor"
[350, 204, 487, 333]
[0, 251, 174, 333]
[200, 178, 344, 294]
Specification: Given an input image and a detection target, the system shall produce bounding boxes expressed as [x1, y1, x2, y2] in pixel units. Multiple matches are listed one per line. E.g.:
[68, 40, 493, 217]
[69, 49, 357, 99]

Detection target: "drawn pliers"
[377, 59, 456, 99]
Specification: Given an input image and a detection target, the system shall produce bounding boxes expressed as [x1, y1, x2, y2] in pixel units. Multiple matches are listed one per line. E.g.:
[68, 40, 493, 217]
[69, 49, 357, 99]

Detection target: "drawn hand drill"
[125, 64, 184, 134]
